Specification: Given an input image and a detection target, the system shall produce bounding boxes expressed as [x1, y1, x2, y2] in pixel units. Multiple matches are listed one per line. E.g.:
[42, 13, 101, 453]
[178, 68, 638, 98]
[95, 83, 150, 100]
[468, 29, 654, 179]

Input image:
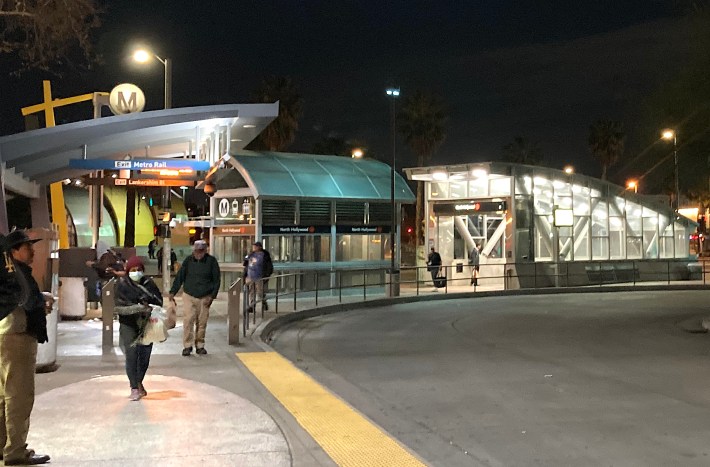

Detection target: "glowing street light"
[563, 165, 574, 174]
[132, 47, 172, 109]
[661, 128, 678, 210]
[626, 180, 638, 193]
[351, 148, 364, 159]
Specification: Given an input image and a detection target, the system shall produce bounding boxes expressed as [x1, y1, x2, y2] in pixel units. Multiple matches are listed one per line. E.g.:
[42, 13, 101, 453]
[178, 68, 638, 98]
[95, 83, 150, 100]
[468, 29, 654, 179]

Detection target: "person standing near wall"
[243, 242, 266, 314]
[0, 230, 53, 465]
[169, 241, 220, 357]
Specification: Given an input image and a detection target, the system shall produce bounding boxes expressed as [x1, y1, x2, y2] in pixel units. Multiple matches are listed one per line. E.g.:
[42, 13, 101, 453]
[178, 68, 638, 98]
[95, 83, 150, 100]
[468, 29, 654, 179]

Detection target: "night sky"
[0, 1, 697, 180]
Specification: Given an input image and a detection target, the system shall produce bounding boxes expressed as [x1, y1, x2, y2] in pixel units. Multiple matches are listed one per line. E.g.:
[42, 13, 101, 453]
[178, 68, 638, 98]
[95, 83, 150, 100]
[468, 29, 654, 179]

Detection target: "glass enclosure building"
[207, 151, 415, 289]
[405, 162, 697, 288]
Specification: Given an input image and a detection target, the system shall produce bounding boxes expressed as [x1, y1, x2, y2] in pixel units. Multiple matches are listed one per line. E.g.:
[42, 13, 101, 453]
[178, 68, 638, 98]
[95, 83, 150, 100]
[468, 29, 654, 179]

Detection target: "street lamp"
[351, 148, 364, 159]
[626, 180, 638, 193]
[563, 165, 574, 174]
[661, 129, 678, 210]
[133, 48, 172, 109]
[133, 46, 173, 293]
[385, 87, 400, 290]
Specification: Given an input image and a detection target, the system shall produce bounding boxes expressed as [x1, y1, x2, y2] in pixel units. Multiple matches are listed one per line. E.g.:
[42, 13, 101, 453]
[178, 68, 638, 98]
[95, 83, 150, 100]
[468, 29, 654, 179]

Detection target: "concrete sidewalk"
[31, 295, 335, 467]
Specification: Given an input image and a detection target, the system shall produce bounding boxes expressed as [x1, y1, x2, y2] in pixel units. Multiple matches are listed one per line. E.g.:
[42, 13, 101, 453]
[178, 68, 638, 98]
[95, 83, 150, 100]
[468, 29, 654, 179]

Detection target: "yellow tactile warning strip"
[237, 352, 427, 467]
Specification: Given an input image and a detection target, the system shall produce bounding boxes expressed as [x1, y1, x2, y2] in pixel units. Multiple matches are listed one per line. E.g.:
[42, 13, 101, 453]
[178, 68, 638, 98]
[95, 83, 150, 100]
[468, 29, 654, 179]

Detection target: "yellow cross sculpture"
[21, 81, 107, 248]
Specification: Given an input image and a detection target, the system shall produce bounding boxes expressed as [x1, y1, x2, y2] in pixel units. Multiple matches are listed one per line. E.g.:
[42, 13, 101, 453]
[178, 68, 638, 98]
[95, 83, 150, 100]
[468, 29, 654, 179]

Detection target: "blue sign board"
[69, 159, 211, 171]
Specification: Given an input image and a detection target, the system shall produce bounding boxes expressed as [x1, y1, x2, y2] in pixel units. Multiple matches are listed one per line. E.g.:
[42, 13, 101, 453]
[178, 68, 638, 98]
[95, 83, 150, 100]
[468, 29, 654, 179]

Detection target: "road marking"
[237, 352, 426, 467]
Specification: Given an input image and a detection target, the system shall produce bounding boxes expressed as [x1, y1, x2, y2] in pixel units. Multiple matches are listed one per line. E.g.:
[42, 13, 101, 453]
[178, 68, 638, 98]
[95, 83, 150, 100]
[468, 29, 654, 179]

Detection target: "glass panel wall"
[264, 235, 331, 262]
[336, 234, 387, 261]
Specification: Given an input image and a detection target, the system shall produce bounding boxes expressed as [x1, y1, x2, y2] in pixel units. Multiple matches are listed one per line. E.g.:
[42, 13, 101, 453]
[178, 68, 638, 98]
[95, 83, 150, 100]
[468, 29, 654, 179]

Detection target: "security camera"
[203, 182, 217, 197]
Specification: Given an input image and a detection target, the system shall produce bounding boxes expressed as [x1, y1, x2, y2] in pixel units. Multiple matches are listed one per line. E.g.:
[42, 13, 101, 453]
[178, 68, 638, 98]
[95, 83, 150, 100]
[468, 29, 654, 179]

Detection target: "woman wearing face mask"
[114, 256, 162, 401]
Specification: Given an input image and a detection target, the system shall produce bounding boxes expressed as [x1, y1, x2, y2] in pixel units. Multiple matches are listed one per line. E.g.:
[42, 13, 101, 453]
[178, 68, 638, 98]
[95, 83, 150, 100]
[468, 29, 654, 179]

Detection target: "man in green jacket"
[168, 241, 220, 356]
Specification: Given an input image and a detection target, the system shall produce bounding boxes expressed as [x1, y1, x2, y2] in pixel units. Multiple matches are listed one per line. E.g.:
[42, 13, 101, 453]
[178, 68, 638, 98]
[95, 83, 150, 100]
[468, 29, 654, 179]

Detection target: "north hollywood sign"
[262, 225, 330, 234]
[336, 225, 391, 234]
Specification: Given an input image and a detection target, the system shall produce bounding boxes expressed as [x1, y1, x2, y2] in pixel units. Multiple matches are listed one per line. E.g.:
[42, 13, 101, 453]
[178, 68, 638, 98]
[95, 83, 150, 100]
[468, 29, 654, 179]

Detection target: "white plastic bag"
[140, 305, 169, 345]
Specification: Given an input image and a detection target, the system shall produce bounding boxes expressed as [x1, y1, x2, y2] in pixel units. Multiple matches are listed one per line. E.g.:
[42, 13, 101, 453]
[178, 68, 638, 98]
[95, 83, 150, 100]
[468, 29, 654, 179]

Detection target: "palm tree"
[248, 76, 304, 151]
[501, 136, 543, 165]
[588, 120, 625, 180]
[398, 90, 447, 246]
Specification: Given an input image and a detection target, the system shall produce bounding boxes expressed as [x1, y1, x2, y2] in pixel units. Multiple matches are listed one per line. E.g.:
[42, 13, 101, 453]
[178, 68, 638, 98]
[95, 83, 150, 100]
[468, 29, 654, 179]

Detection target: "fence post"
[445, 265, 448, 294]
[363, 269, 367, 301]
[315, 272, 319, 307]
[275, 275, 280, 314]
[632, 260, 636, 286]
[339, 273, 343, 303]
[416, 267, 420, 296]
[227, 280, 240, 345]
[242, 282, 249, 336]
[293, 273, 298, 312]
[667, 261, 670, 285]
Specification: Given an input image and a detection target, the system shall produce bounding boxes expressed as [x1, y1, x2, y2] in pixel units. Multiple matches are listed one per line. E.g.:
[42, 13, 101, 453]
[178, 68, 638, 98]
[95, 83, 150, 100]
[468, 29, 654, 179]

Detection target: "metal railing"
[224, 258, 709, 340]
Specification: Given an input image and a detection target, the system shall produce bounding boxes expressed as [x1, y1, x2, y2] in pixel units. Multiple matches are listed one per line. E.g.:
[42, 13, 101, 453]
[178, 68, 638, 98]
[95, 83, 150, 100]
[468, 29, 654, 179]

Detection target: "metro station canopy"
[213, 151, 415, 201]
[0, 103, 279, 196]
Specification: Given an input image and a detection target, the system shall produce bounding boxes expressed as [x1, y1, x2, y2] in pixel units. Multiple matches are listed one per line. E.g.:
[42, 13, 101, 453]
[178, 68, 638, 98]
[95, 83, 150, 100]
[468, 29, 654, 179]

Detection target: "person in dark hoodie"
[0, 230, 52, 465]
[114, 256, 162, 402]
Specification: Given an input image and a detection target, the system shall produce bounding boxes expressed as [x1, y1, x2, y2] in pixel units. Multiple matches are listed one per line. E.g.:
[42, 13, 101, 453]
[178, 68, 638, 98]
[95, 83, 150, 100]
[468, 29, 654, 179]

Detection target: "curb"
[258, 283, 710, 345]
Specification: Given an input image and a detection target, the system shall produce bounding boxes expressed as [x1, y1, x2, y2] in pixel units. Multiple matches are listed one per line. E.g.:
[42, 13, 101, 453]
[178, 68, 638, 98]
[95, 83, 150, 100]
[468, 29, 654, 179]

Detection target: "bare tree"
[0, 0, 101, 71]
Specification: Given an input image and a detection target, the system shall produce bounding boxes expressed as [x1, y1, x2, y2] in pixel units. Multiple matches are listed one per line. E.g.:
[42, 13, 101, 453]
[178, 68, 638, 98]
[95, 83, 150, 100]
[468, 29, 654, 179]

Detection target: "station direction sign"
[69, 159, 210, 171]
[83, 178, 195, 187]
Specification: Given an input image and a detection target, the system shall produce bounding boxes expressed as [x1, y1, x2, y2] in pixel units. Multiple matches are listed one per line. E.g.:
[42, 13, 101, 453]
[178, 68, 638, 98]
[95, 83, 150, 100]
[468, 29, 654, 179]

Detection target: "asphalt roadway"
[270, 290, 710, 467]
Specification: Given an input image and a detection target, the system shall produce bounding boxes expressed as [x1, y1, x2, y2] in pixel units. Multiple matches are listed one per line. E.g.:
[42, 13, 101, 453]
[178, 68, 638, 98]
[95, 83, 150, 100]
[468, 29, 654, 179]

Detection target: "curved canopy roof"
[0, 103, 279, 193]
[223, 151, 415, 202]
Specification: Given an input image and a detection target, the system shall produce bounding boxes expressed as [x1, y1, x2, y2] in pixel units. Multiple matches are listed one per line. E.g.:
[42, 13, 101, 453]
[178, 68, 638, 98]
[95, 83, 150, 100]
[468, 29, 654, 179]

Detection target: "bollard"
[101, 279, 116, 354]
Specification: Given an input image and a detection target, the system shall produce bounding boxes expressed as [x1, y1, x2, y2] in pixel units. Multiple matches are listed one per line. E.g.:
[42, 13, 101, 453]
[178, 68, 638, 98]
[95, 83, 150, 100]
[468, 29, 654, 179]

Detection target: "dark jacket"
[169, 254, 221, 299]
[16, 262, 48, 344]
[427, 251, 442, 272]
[115, 276, 162, 332]
[0, 251, 24, 321]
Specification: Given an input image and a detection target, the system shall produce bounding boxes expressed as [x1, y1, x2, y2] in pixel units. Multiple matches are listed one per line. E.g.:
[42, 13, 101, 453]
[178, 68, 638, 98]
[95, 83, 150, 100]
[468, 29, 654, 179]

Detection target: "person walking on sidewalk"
[426, 247, 442, 286]
[243, 242, 267, 314]
[469, 244, 481, 286]
[256, 242, 273, 311]
[115, 256, 162, 401]
[169, 241, 220, 356]
[0, 230, 53, 465]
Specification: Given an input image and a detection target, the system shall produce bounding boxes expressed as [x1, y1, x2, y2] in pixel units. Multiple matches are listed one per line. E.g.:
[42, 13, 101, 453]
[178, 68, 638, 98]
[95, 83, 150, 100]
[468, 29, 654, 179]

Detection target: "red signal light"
[406, 227, 413, 233]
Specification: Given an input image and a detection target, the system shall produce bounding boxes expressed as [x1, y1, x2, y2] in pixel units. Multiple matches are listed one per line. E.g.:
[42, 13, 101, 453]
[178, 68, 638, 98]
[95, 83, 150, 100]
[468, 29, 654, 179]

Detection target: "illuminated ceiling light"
[74, 179, 82, 186]
[533, 176, 548, 186]
[471, 168, 488, 178]
[63, 178, 71, 185]
[141, 195, 146, 200]
[386, 88, 400, 97]
[243, 124, 256, 129]
[230, 138, 243, 142]
[111, 173, 118, 178]
[180, 185, 189, 190]
[432, 171, 448, 181]
[449, 173, 465, 180]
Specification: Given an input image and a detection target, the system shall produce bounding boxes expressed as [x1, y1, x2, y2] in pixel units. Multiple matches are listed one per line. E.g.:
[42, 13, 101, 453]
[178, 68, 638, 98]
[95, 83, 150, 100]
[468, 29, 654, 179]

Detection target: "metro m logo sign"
[108, 83, 146, 115]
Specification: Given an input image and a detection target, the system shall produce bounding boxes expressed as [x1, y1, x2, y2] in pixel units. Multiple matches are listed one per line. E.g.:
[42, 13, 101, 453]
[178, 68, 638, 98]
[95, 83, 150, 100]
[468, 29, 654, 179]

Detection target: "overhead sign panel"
[113, 179, 195, 187]
[69, 159, 210, 171]
[433, 200, 507, 215]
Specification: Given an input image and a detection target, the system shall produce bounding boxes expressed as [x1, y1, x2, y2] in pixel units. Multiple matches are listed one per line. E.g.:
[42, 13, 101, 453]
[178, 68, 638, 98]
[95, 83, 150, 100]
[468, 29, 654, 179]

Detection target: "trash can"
[59, 277, 87, 319]
[37, 270, 59, 372]
[385, 270, 400, 297]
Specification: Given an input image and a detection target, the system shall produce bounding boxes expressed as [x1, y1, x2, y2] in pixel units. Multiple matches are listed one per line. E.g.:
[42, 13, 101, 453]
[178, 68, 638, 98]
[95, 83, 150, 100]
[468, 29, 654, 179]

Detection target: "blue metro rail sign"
[69, 159, 211, 171]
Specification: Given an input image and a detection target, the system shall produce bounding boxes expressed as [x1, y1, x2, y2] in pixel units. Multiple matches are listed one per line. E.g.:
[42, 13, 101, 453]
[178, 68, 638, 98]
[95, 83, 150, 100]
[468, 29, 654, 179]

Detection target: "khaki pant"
[0, 333, 37, 461]
[182, 293, 212, 350]
[245, 277, 264, 311]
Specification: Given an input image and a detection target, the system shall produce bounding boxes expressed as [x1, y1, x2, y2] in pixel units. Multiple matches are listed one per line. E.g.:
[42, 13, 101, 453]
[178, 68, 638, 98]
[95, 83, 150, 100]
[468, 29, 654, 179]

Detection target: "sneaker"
[182, 347, 192, 356]
[138, 383, 147, 397]
[129, 388, 141, 401]
[5, 453, 51, 465]
[196, 347, 207, 355]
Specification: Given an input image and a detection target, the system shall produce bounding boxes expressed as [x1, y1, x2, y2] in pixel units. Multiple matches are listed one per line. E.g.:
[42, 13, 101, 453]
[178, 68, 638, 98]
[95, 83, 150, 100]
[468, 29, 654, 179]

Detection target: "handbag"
[434, 272, 447, 288]
[139, 305, 170, 345]
[164, 299, 177, 329]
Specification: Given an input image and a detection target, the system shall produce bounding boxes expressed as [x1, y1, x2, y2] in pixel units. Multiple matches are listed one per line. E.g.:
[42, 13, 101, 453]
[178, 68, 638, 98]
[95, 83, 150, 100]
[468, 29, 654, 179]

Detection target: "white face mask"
[129, 271, 144, 282]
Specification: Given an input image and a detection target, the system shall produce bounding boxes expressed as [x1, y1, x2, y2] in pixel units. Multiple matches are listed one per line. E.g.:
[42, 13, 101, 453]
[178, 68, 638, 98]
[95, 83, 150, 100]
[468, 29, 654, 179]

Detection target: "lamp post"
[134, 47, 173, 293]
[386, 87, 400, 293]
[661, 129, 678, 210]
[133, 49, 172, 109]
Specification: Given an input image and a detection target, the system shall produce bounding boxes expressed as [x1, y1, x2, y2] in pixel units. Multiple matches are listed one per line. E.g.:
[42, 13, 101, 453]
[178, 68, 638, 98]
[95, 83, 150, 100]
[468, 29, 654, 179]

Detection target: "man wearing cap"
[169, 241, 220, 356]
[0, 230, 52, 465]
